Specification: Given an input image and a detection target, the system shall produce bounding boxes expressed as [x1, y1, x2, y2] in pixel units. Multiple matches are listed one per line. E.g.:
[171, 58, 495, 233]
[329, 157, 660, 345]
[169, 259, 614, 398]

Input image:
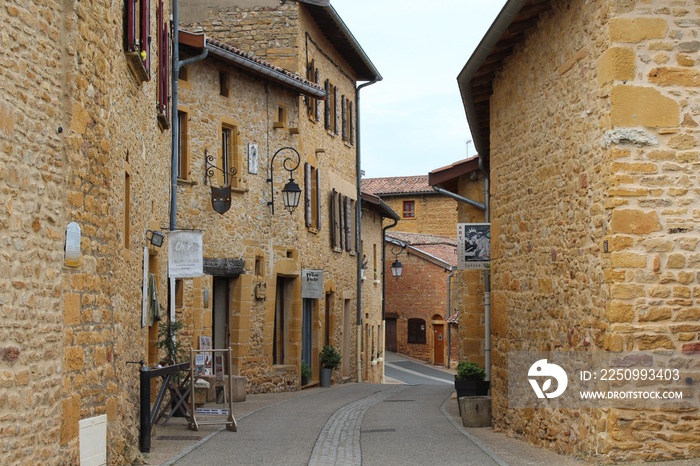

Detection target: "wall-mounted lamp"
[205, 148, 236, 215]
[146, 230, 165, 248]
[267, 147, 301, 215]
[390, 243, 405, 279]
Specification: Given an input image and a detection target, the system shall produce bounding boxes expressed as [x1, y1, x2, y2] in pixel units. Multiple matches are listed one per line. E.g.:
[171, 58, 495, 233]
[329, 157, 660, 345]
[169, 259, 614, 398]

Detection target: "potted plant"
[319, 345, 341, 387]
[454, 360, 491, 426]
[301, 361, 311, 386]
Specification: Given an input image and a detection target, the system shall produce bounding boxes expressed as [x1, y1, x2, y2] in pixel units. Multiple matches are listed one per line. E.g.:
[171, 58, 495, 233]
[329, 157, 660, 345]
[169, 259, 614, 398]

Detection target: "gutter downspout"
[446, 267, 455, 369]
[356, 78, 380, 384]
[170, 9, 208, 232]
[432, 176, 490, 381]
[381, 218, 399, 384]
[480, 158, 491, 383]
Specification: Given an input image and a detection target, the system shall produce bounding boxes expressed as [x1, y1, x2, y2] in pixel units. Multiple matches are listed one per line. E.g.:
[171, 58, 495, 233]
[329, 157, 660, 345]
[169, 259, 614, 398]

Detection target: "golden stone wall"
[382, 194, 458, 239]
[487, 0, 700, 461]
[1, 0, 172, 464]
[360, 209, 386, 383]
[177, 1, 363, 391]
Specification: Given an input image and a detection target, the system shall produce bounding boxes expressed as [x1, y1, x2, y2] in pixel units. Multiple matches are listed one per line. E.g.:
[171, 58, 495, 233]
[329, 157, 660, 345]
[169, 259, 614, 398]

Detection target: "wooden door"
[385, 318, 397, 352]
[433, 324, 445, 366]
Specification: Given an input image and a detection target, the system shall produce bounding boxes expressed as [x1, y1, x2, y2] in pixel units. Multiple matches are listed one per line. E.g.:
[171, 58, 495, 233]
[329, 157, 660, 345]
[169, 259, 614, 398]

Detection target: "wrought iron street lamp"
[390, 243, 405, 279]
[267, 147, 301, 215]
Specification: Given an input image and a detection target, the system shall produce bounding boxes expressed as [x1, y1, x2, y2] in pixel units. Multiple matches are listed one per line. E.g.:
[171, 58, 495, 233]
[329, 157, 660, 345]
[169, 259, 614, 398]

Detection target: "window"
[220, 124, 240, 188]
[175, 279, 183, 307]
[348, 101, 354, 145]
[408, 319, 426, 344]
[333, 86, 339, 135]
[330, 190, 356, 253]
[156, 0, 169, 128]
[177, 110, 189, 180]
[273, 106, 287, 129]
[125, 0, 151, 82]
[304, 163, 322, 230]
[219, 71, 230, 97]
[306, 60, 320, 121]
[402, 200, 415, 219]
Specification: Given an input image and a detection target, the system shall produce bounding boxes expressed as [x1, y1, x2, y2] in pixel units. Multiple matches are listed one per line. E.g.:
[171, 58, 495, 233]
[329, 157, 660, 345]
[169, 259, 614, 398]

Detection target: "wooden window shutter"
[141, 0, 151, 76]
[338, 194, 345, 251]
[315, 169, 322, 230]
[344, 196, 351, 251]
[304, 163, 312, 227]
[157, 0, 169, 124]
[315, 69, 321, 121]
[324, 80, 331, 130]
[349, 102, 354, 145]
[126, 0, 138, 52]
[341, 95, 347, 141]
[331, 189, 339, 249]
[333, 87, 339, 134]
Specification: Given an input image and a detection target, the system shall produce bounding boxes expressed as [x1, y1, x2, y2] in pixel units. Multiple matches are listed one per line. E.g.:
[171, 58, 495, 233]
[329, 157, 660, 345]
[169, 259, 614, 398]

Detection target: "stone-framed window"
[156, 0, 169, 128]
[402, 200, 415, 219]
[407, 318, 426, 344]
[177, 109, 189, 181]
[304, 163, 322, 231]
[219, 120, 241, 188]
[125, 0, 151, 82]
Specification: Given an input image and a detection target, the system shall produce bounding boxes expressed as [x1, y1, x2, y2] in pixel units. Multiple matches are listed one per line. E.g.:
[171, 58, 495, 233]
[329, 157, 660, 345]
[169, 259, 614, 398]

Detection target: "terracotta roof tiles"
[361, 175, 435, 196]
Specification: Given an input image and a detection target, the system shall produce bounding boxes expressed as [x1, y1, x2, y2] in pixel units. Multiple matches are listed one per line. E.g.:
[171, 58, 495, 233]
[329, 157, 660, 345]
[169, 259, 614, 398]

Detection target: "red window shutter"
[126, 0, 137, 52]
[141, 0, 151, 76]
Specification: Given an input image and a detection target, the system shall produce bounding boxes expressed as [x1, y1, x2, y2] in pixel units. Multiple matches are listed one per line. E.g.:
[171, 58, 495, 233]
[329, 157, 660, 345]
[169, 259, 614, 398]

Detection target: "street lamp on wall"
[146, 230, 165, 248]
[267, 147, 301, 215]
[390, 243, 405, 279]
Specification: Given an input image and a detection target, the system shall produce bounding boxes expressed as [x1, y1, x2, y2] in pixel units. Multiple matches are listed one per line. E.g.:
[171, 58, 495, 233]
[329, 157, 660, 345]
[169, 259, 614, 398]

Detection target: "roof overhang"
[385, 237, 453, 271]
[179, 30, 326, 99]
[428, 156, 480, 192]
[303, 4, 382, 82]
[361, 192, 400, 221]
[457, 0, 552, 168]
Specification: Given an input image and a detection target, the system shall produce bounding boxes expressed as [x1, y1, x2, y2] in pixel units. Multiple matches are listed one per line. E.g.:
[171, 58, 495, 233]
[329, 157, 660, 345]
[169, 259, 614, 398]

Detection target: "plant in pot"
[301, 361, 311, 386]
[319, 345, 341, 388]
[454, 360, 488, 409]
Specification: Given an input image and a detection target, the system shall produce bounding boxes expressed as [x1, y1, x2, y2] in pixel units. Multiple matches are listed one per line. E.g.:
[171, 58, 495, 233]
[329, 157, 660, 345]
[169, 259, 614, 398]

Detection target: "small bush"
[456, 360, 485, 381]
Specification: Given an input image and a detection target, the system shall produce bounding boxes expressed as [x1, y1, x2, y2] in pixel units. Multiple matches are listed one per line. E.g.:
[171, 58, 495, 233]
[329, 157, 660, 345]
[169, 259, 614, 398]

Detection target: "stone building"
[175, 0, 381, 391]
[362, 175, 459, 238]
[384, 232, 457, 366]
[360, 192, 400, 383]
[453, 0, 700, 462]
[428, 157, 488, 368]
[1, 0, 172, 464]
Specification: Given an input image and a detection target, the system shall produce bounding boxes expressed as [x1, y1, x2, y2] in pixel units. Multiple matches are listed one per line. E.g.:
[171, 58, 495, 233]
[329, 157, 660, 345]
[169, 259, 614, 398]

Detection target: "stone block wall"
[361, 209, 387, 383]
[177, 0, 363, 391]
[2, 0, 172, 464]
[382, 194, 458, 239]
[487, 0, 700, 462]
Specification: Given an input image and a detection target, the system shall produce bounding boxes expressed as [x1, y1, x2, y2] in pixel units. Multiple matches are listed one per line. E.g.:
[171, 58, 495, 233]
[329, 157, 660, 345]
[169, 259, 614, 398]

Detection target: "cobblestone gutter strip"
[307, 385, 410, 466]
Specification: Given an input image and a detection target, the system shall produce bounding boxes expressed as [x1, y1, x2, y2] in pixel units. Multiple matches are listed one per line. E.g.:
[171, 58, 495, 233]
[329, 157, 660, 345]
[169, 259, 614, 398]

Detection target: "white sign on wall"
[301, 269, 324, 299]
[457, 223, 491, 270]
[168, 230, 203, 278]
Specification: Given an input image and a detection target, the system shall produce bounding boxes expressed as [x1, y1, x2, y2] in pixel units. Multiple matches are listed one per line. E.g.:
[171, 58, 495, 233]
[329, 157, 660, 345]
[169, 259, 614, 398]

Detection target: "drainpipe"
[170, 3, 208, 231]
[355, 78, 380, 384]
[432, 172, 490, 381]
[446, 267, 455, 369]
[381, 218, 399, 384]
[480, 158, 491, 383]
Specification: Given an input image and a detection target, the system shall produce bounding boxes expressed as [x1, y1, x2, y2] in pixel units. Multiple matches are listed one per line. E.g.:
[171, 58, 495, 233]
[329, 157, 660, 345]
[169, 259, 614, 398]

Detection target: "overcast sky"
[330, 0, 508, 179]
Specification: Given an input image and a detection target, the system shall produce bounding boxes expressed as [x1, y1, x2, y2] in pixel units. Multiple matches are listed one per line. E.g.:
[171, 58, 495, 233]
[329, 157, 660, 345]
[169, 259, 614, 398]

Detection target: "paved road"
[169, 354, 502, 466]
[171, 383, 501, 466]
